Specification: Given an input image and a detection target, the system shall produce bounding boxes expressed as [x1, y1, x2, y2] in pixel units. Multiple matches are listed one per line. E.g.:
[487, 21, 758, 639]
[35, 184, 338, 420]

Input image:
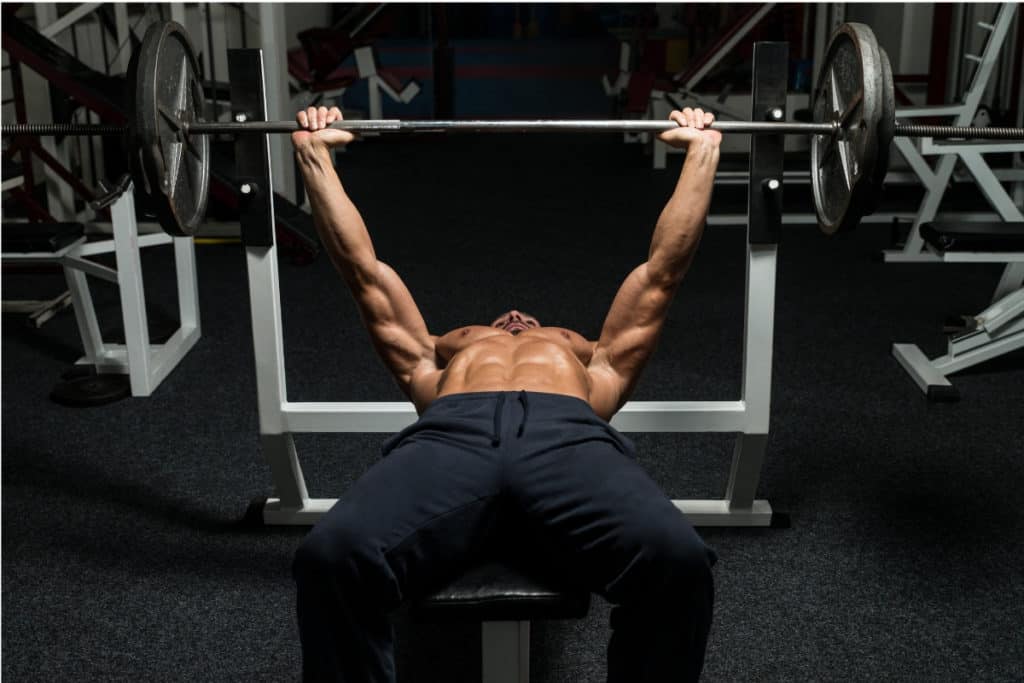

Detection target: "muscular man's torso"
[409, 326, 603, 414]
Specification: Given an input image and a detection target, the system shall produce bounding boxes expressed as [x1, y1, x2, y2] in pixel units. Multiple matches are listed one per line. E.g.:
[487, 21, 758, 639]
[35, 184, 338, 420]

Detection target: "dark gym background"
[3, 3, 1023, 681]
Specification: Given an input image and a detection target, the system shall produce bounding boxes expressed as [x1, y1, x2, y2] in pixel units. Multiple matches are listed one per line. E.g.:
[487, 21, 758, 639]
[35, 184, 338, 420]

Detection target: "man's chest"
[435, 326, 594, 366]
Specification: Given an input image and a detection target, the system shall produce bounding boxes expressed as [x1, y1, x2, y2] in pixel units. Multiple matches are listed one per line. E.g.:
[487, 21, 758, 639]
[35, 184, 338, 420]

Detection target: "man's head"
[491, 310, 540, 335]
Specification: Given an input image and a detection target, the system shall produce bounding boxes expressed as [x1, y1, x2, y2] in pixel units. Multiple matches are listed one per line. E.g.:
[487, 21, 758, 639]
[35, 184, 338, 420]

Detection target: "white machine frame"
[884, 4, 1024, 396]
[1, 186, 201, 396]
[893, 284, 1024, 398]
[884, 3, 1020, 264]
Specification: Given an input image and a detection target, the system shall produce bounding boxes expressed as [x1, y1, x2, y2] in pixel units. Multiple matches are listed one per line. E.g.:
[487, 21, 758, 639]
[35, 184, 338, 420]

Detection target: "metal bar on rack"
[7, 119, 1024, 139]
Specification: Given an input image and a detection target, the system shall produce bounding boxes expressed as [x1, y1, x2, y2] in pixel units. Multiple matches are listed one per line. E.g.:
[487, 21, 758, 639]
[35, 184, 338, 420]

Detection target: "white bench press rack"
[229, 42, 790, 531]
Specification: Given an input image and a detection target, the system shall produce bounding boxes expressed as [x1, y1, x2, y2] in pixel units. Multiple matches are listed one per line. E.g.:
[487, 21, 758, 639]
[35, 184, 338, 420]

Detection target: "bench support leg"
[482, 620, 529, 683]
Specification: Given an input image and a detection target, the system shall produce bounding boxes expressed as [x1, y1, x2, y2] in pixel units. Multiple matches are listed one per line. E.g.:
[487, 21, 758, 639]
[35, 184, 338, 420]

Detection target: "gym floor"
[3, 135, 1023, 681]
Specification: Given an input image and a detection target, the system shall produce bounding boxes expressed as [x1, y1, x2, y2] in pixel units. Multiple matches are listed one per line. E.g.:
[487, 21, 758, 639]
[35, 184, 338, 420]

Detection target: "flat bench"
[920, 221, 1024, 253]
[2, 221, 85, 253]
[414, 561, 591, 683]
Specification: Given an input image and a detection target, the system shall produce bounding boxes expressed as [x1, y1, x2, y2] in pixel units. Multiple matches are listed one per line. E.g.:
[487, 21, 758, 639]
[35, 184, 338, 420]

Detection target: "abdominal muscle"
[424, 327, 594, 404]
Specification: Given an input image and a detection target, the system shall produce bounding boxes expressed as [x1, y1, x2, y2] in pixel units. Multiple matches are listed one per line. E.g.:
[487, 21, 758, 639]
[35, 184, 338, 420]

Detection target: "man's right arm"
[293, 107, 437, 399]
[587, 109, 721, 417]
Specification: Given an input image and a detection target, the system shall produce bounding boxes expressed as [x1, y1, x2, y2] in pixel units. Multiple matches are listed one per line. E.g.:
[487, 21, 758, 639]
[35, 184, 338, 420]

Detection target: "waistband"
[383, 390, 625, 456]
[427, 391, 594, 415]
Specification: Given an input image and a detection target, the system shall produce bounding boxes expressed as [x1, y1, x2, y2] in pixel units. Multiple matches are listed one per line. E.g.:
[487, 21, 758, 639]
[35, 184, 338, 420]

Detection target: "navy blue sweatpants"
[293, 391, 717, 682]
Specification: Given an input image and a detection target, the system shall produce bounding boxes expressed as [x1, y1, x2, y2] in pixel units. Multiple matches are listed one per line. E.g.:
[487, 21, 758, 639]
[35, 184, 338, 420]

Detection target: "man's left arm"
[587, 108, 721, 418]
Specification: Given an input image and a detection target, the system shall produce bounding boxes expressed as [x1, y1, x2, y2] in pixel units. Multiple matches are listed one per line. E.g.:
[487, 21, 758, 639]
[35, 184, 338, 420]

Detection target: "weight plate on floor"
[810, 23, 885, 235]
[50, 374, 131, 407]
[135, 21, 209, 237]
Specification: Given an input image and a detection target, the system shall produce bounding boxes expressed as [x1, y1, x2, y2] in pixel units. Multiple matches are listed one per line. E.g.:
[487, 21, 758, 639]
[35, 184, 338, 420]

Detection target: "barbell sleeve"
[893, 124, 1024, 140]
[1, 123, 129, 136]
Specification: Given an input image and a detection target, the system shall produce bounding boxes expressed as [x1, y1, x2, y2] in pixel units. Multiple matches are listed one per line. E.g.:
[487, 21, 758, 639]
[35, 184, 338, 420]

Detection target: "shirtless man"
[291, 105, 722, 682]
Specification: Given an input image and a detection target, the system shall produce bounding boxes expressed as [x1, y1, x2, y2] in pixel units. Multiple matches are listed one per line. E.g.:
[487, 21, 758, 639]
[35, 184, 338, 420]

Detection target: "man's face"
[491, 310, 541, 335]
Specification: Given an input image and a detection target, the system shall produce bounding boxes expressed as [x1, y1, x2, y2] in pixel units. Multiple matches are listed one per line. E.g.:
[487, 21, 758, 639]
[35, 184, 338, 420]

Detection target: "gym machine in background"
[885, 4, 1024, 400]
[1, 176, 201, 403]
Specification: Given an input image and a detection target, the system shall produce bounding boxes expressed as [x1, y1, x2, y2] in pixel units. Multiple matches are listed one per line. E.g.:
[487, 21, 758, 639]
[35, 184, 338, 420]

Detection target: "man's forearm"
[647, 140, 719, 285]
[295, 143, 377, 284]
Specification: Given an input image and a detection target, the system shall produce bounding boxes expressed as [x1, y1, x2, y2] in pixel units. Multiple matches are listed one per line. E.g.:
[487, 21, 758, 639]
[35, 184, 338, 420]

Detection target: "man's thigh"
[301, 432, 505, 602]
[503, 437, 713, 602]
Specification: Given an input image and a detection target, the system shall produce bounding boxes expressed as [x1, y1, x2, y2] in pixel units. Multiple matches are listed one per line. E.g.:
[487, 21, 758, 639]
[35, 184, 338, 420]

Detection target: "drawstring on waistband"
[517, 391, 529, 437]
[490, 391, 531, 447]
[491, 393, 506, 446]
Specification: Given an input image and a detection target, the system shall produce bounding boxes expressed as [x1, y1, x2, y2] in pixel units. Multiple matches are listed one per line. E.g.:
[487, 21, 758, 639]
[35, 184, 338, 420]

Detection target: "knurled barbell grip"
[186, 120, 404, 134]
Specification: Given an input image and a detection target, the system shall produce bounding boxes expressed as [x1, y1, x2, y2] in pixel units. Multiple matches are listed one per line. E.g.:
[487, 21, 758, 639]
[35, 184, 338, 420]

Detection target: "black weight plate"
[126, 35, 152, 204]
[50, 373, 131, 407]
[810, 23, 885, 235]
[135, 22, 209, 237]
[868, 46, 895, 213]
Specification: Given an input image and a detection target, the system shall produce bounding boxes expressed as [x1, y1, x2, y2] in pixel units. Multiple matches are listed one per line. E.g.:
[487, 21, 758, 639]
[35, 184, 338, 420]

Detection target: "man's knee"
[293, 518, 380, 588]
[293, 520, 407, 614]
[625, 516, 715, 600]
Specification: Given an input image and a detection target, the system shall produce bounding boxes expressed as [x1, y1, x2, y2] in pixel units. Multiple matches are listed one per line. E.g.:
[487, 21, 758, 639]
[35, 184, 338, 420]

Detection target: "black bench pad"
[414, 561, 591, 623]
[920, 222, 1024, 252]
[2, 222, 84, 253]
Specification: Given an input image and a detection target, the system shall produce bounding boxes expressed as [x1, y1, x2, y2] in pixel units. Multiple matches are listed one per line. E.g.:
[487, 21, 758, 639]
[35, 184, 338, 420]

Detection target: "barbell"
[3, 21, 1023, 238]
